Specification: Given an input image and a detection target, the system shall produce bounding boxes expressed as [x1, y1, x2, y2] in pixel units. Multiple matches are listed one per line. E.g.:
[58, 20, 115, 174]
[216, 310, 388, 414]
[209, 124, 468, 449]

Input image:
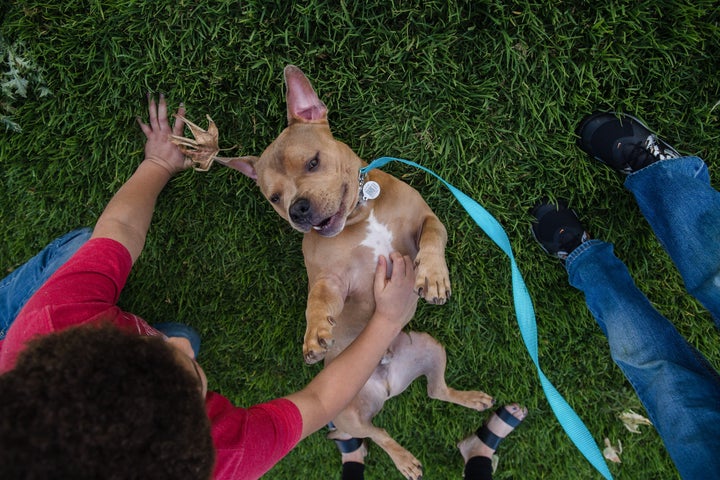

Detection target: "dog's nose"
[289, 198, 312, 224]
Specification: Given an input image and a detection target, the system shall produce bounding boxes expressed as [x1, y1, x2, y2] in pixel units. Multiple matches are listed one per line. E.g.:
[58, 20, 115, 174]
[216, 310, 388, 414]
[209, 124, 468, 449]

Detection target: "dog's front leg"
[303, 275, 345, 364]
[414, 215, 451, 304]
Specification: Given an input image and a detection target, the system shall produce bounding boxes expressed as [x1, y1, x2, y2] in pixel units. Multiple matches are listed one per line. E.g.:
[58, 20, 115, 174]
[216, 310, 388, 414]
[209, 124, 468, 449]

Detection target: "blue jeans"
[0, 229, 202, 357]
[565, 157, 720, 479]
[0, 227, 92, 339]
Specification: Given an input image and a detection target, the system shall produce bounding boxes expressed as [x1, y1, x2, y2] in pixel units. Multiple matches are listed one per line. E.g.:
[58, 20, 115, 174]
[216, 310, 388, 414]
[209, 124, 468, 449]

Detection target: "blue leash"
[361, 157, 613, 480]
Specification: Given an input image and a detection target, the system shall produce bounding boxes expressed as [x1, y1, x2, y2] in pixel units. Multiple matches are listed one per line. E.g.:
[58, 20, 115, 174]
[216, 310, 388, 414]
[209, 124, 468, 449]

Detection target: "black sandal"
[475, 405, 526, 450]
[328, 422, 364, 453]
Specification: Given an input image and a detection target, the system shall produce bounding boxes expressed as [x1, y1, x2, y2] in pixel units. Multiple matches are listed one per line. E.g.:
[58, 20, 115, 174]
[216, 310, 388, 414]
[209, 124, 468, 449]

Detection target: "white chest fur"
[360, 210, 394, 263]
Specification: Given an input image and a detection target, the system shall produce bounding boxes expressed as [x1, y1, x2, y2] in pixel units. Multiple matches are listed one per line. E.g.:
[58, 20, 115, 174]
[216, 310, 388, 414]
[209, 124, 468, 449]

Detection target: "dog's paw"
[303, 318, 335, 364]
[390, 448, 423, 480]
[452, 389, 496, 412]
[414, 252, 451, 305]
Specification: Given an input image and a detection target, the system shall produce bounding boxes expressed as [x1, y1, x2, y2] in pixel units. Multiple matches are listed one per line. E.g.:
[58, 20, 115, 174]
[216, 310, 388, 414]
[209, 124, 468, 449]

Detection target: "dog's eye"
[307, 154, 319, 171]
[269, 193, 281, 203]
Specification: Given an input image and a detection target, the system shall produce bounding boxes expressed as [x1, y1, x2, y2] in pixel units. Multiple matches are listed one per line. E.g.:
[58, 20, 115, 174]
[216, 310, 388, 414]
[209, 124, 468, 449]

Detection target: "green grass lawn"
[2, 1, 719, 478]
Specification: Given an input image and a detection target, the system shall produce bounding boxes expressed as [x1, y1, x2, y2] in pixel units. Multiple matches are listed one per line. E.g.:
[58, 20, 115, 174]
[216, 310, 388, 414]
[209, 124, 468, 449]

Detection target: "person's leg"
[463, 457, 493, 479]
[340, 458, 365, 480]
[0, 227, 92, 338]
[458, 404, 527, 480]
[329, 423, 366, 480]
[575, 112, 720, 325]
[566, 239, 720, 478]
[625, 156, 720, 325]
[154, 322, 202, 359]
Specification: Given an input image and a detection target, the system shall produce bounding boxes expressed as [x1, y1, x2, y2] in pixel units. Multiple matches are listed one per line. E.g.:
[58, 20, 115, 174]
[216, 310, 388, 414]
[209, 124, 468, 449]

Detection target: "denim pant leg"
[0, 227, 92, 338]
[566, 240, 720, 479]
[625, 156, 720, 327]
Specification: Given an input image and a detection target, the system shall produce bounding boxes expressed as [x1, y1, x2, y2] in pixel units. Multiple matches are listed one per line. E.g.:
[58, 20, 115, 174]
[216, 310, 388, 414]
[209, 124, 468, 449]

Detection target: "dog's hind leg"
[332, 407, 424, 480]
[388, 331, 495, 411]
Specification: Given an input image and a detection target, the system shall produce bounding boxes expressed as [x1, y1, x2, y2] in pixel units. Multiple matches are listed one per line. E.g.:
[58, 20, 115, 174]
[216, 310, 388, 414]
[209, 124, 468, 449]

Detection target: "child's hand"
[373, 252, 418, 329]
[137, 94, 191, 175]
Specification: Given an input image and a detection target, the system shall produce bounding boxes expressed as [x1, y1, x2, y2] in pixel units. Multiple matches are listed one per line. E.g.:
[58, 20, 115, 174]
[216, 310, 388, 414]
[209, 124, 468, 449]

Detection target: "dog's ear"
[215, 156, 259, 181]
[284, 65, 328, 125]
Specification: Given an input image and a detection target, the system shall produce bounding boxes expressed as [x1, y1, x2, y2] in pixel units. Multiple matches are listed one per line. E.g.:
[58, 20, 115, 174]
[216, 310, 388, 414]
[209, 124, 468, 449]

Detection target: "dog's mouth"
[311, 202, 346, 236]
[309, 185, 349, 237]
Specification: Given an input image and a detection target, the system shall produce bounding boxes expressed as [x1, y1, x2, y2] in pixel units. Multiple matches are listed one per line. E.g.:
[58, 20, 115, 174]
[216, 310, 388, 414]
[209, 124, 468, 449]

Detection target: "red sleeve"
[0, 238, 135, 372]
[206, 392, 303, 480]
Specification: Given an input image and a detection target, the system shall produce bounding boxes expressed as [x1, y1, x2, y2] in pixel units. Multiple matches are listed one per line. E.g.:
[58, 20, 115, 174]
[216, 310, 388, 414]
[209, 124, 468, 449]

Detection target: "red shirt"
[0, 238, 302, 479]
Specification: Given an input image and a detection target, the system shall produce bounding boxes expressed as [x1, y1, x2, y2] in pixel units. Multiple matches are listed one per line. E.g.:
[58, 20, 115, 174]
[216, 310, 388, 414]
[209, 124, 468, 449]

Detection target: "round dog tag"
[362, 181, 381, 200]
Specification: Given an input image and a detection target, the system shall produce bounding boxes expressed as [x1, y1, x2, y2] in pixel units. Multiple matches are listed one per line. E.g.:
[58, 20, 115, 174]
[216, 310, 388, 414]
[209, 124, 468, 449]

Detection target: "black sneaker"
[530, 199, 589, 261]
[576, 112, 680, 174]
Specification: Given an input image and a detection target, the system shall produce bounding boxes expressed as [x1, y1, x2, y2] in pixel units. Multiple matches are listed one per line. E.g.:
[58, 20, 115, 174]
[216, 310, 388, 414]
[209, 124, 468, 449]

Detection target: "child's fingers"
[374, 255, 388, 289]
[156, 94, 168, 131]
[172, 104, 186, 136]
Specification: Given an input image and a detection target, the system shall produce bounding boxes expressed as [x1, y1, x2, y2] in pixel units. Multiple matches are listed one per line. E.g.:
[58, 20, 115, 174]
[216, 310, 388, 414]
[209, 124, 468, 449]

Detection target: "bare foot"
[457, 403, 528, 463]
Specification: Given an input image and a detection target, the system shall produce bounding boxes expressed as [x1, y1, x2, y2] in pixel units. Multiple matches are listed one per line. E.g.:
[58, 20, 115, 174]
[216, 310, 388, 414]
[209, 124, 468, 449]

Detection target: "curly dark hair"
[0, 323, 215, 480]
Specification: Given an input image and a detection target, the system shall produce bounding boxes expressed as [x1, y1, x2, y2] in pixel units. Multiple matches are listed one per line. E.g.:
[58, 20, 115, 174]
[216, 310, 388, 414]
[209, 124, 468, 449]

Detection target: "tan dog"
[173, 65, 494, 478]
